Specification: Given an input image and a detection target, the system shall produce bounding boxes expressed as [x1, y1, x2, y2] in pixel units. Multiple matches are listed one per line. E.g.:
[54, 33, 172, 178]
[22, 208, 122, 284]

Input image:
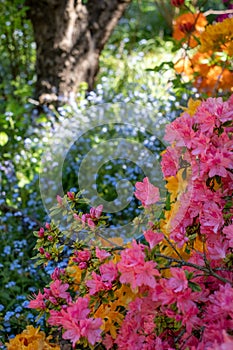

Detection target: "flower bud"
[45, 252, 51, 260]
[38, 228, 44, 238]
[67, 191, 75, 200]
[45, 222, 51, 230]
[171, 0, 184, 6]
[48, 235, 53, 241]
[39, 247, 45, 254]
[95, 205, 103, 219]
[87, 218, 95, 229]
[79, 262, 87, 270]
[56, 195, 63, 206]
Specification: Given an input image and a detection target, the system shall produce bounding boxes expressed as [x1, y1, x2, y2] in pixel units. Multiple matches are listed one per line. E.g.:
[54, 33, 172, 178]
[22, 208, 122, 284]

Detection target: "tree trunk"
[26, 0, 131, 104]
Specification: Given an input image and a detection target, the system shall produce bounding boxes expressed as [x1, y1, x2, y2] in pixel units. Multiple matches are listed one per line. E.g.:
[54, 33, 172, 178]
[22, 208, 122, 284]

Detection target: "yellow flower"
[66, 264, 82, 291]
[99, 236, 124, 248]
[93, 285, 137, 339]
[182, 98, 201, 116]
[6, 325, 60, 350]
[166, 175, 179, 203]
[94, 302, 124, 339]
[114, 284, 137, 305]
[199, 17, 233, 55]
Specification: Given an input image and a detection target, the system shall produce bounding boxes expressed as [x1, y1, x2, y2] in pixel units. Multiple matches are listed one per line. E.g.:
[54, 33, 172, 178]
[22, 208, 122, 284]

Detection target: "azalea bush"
[6, 93, 233, 349]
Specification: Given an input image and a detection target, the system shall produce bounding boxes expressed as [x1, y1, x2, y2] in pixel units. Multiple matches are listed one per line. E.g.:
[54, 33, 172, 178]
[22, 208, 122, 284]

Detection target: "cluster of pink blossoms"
[74, 204, 104, 229]
[48, 297, 102, 347]
[27, 95, 233, 349]
[161, 96, 233, 255]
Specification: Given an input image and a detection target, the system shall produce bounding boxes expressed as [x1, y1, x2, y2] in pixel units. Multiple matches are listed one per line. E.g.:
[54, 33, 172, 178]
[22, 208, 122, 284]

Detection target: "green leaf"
[0, 132, 8, 146]
[189, 281, 202, 292]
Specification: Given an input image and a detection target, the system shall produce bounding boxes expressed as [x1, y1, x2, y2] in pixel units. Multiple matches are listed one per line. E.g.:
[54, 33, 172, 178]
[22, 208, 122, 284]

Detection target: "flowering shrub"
[172, 1, 233, 96]
[7, 94, 233, 349]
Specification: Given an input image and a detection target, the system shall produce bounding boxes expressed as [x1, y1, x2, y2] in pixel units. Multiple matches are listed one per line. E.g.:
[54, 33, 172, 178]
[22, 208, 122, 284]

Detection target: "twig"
[204, 9, 233, 17]
[163, 235, 184, 260]
[155, 253, 233, 285]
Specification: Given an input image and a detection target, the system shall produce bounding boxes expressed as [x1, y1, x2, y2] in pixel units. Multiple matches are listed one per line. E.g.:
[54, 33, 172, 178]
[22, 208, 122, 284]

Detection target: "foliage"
[9, 94, 233, 349]
[0, 0, 35, 97]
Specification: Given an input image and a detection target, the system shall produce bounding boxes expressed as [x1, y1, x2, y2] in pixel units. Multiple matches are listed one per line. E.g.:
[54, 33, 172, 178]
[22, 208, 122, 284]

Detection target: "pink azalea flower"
[38, 227, 44, 238]
[167, 268, 188, 293]
[28, 291, 46, 310]
[74, 249, 91, 262]
[207, 148, 232, 178]
[164, 113, 195, 148]
[89, 205, 104, 220]
[47, 309, 64, 326]
[195, 97, 222, 134]
[134, 177, 160, 207]
[134, 261, 160, 289]
[63, 327, 82, 348]
[170, 225, 189, 248]
[144, 229, 164, 249]
[210, 331, 233, 350]
[80, 318, 102, 345]
[49, 279, 70, 301]
[118, 240, 160, 289]
[49, 297, 102, 348]
[161, 146, 180, 177]
[191, 132, 210, 156]
[95, 247, 111, 260]
[100, 261, 118, 282]
[207, 236, 229, 260]
[103, 334, 114, 350]
[223, 224, 233, 247]
[86, 272, 112, 295]
[79, 262, 87, 270]
[181, 305, 200, 334]
[200, 202, 224, 234]
[67, 191, 75, 200]
[208, 284, 233, 319]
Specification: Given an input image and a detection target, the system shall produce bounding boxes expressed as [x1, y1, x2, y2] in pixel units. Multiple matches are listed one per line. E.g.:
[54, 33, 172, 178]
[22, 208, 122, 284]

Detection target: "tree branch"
[155, 253, 233, 286]
[204, 9, 233, 16]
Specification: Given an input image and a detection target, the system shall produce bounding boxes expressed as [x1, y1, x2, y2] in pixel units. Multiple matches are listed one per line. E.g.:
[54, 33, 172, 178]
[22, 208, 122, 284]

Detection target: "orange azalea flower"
[174, 52, 211, 79]
[173, 12, 207, 48]
[6, 325, 60, 350]
[175, 51, 233, 95]
[174, 55, 195, 80]
[194, 65, 233, 95]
